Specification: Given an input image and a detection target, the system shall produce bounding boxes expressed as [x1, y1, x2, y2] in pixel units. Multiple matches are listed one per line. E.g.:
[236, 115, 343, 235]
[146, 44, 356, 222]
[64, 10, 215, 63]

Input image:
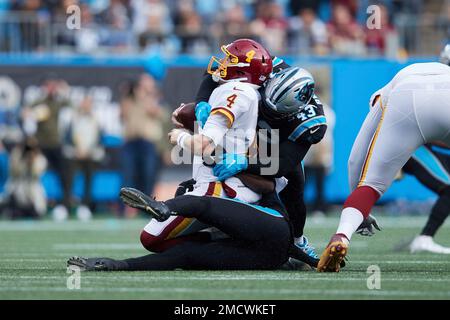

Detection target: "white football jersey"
[193, 81, 260, 183]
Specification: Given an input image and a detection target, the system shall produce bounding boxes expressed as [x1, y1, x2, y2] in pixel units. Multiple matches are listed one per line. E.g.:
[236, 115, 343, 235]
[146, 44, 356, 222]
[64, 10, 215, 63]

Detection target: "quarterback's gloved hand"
[195, 102, 212, 129]
[213, 153, 248, 181]
[356, 214, 382, 236]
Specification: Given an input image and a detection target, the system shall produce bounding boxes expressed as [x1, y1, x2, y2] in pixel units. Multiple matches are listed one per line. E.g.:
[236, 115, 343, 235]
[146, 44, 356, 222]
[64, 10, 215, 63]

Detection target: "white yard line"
[0, 216, 448, 231]
[0, 274, 449, 282]
[350, 260, 450, 264]
[52, 243, 142, 250]
[0, 286, 448, 298]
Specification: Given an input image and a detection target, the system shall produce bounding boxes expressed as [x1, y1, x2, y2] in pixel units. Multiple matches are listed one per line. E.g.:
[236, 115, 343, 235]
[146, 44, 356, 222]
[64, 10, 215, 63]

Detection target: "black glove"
[356, 214, 381, 236]
[174, 179, 196, 197]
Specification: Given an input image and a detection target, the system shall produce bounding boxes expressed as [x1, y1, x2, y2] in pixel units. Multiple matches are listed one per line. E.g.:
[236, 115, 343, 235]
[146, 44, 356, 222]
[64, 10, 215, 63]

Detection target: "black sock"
[421, 187, 450, 237]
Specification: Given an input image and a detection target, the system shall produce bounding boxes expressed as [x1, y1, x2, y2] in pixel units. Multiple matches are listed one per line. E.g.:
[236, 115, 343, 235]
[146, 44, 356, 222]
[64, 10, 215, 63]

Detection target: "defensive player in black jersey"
[194, 59, 327, 265]
[66, 63, 360, 271]
[66, 65, 328, 271]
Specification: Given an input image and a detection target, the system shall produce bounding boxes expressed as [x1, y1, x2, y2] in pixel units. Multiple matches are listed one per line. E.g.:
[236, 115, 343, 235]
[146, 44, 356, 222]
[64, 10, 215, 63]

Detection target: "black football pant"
[403, 156, 450, 237]
[123, 195, 291, 270]
[279, 167, 307, 238]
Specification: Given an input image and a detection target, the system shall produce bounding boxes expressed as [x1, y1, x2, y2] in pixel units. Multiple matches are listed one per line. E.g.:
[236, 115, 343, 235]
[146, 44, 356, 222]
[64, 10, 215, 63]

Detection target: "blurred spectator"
[132, 0, 173, 50]
[173, 0, 207, 53]
[365, 3, 398, 56]
[304, 103, 335, 216]
[74, 3, 100, 53]
[21, 75, 72, 220]
[289, 7, 329, 55]
[102, 0, 133, 49]
[289, 0, 322, 16]
[0, 0, 442, 56]
[104, 0, 130, 27]
[211, 4, 252, 45]
[331, 0, 359, 17]
[391, 0, 424, 53]
[0, 137, 47, 219]
[327, 3, 366, 55]
[120, 74, 165, 216]
[16, 0, 50, 52]
[250, 1, 289, 54]
[52, 0, 79, 48]
[62, 96, 105, 221]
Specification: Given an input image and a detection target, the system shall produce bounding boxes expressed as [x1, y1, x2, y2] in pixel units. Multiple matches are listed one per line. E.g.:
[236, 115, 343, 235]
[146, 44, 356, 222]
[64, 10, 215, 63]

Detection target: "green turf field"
[0, 216, 449, 300]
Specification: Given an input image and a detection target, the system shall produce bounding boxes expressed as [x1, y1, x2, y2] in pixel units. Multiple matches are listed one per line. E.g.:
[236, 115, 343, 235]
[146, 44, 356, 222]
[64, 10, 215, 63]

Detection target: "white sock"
[336, 207, 364, 240]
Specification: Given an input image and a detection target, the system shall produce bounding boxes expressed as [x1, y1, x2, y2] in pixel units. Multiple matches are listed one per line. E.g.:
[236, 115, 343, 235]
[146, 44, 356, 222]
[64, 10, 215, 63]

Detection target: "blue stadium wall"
[0, 54, 436, 203]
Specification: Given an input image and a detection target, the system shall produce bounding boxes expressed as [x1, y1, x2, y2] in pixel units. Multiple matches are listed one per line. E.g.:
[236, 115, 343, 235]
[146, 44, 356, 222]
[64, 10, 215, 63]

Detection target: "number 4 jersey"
[193, 81, 260, 186]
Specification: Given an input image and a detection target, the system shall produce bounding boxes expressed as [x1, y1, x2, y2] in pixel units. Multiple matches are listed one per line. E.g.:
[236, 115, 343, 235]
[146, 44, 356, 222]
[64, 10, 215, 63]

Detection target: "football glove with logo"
[213, 153, 248, 181]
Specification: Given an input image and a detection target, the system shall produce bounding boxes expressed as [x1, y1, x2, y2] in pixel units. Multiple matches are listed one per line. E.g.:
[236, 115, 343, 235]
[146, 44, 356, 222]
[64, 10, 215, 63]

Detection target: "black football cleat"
[288, 244, 319, 268]
[280, 258, 314, 271]
[288, 244, 346, 270]
[119, 187, 172, 222]
[67, 256, 128, 271]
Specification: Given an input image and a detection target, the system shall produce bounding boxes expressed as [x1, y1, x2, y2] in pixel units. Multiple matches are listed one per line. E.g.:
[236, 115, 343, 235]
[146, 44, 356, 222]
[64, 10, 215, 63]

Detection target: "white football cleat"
[410, 235, 450, 254]
[52, 205, 69, 222]
[76, 205, 92, 222]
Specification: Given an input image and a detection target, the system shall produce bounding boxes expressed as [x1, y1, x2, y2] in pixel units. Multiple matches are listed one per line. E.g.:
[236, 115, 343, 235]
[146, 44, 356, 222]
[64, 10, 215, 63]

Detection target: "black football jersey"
[257, 94, 327, 146]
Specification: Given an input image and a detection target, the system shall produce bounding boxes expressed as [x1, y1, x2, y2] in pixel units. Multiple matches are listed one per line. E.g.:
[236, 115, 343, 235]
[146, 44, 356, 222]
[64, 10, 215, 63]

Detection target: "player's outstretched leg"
[319, 87, 424, 272]
[67, 256, 129, 271]
[120, 187, 290, 244]
[120, 187, 173, 221]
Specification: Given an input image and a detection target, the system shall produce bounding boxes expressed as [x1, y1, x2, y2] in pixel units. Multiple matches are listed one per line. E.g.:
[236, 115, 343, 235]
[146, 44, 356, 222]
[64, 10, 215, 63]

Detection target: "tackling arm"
[246, 140, 311, 178]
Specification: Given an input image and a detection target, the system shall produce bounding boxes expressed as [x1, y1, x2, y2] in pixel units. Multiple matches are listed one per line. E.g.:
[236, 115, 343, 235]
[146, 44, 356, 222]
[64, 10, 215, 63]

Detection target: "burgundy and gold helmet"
[207, 38, 273, 86]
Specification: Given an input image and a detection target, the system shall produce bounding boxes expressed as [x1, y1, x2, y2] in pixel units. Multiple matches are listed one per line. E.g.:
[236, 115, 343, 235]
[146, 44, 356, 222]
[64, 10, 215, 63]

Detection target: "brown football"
[175, 102, 196, 132]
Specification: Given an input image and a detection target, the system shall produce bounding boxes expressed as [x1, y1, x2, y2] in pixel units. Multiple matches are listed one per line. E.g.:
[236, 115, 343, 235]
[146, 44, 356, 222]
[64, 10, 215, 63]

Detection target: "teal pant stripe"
[221, 198, 284, 218]
[413, 146, 450, 184]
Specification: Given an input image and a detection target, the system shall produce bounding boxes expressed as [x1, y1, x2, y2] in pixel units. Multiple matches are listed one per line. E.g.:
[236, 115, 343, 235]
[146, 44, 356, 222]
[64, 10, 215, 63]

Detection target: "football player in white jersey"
[67, 40, 296, 271]
[140, 39, 273, 252]
[318, 62, 450, 272]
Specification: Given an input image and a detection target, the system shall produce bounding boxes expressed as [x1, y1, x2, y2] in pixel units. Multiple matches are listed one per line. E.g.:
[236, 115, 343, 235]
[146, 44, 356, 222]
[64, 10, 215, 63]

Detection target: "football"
[174, 102, 196, 132]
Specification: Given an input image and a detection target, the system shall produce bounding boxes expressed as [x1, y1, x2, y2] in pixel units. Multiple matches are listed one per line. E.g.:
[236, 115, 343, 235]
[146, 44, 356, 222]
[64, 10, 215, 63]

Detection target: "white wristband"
[176, 132, 190, 149]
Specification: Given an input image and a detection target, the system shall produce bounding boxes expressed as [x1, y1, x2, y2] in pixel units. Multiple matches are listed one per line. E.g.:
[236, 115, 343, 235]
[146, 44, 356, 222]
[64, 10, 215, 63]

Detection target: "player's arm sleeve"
[201, 113, 229, 146]
[246, 140, 311, 178]
[195, 74, 218, 104]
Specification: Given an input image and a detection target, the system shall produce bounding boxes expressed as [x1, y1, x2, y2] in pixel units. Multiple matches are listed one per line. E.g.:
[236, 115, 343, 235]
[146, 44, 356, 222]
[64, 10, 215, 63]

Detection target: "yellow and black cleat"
[317, 234, 349, 272]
